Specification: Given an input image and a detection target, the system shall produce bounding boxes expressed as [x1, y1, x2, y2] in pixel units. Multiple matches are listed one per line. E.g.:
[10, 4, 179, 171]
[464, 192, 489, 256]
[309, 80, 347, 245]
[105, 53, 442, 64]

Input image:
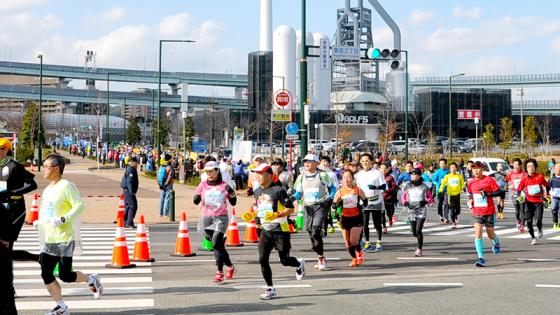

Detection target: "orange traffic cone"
[114, 194, 125, 223]
[25, 194, 39, 225]
[226, 208, 244, 247]
[244, 207, 259, 243]
[171, 212, 196, 257]
[131, 215, 155, 262]
[106, 218, 136, 269]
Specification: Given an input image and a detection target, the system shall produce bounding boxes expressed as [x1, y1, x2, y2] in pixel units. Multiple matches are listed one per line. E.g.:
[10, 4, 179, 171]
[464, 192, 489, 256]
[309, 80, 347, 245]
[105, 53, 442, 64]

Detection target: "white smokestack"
[259, 0, 272, 51]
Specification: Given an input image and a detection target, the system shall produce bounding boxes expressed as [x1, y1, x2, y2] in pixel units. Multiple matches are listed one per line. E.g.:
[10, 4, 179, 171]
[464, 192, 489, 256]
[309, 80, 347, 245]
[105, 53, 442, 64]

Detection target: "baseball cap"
[0, 138, 13, 151]
[302, 154, 319, 162]
[251, 163, 273, 174]
[203, 161, 219, 171]
[271, 159, 283, 166]
[409, 168, 422, 175]
[253, 155, 265, 162]
[471, 161, 484, 168]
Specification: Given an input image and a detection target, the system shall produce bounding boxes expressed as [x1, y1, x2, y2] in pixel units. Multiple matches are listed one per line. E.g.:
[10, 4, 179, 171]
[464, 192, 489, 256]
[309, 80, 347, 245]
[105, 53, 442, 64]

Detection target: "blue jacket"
[432, 168, 450, 192]
[397, 172, 411, 186]
[549, 175, 560, 198]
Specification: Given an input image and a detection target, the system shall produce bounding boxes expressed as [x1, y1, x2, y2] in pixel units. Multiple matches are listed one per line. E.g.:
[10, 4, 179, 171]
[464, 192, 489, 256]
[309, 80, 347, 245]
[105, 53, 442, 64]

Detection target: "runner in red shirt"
[505, 158, 527, 232]
[516, 158, 550, 245]
[467, 161, 502, 267]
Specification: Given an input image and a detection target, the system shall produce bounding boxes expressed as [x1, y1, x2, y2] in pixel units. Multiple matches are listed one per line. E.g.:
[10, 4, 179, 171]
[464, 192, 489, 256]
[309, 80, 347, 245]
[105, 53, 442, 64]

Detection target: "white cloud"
[102, 7, 127, 22]
[409, 9, 435, 26]
[453, 7, 482, 20]
[0, 0, 48, 13]
[468, 56, 527, 75]
[552, 37, 560, 52]
[372, 26, 394, 48]
[41, 14, 62, 28]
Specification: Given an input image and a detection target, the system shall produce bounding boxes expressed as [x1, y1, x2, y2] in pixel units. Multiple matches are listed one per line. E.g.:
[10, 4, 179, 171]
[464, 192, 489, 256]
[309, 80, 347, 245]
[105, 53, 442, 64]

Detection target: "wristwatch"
[60, 217, 66, 223]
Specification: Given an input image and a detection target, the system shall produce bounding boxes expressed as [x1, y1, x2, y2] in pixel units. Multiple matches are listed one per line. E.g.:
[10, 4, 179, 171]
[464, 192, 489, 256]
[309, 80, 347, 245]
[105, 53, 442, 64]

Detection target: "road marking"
[383, 282, 463, 287]
[16, 286, 153, 297]
[396, 257, 460, 261]
[15, 268, 152, 276]
[517, 258, 560, 262]
[510, 228, 556, 239]
[535, 284, 560, 288]
[15, 261, 152, 268]
[156, 259, 216, 263]
[16, 299, 154, 310]
[15, 277, 153, 285]
[393, 225, 453, 235]
[233, 284, 312, 289]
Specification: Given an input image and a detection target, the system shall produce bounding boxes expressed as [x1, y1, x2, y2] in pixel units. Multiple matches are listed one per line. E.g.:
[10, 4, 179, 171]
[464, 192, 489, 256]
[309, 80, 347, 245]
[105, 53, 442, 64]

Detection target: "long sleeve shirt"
[439, 173, 465, 196]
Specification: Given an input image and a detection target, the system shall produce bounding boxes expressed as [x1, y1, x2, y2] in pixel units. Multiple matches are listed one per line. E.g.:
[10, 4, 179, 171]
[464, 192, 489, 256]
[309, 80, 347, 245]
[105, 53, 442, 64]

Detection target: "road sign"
[320, 38, 330, 70]
[274, 90, 292, 107]
[332, 46, 360, 60]
[272, 110, 291, 122]
[285, 122, 299, 135]
[286, 134, 299, 140]
[457, 109, 481, 120]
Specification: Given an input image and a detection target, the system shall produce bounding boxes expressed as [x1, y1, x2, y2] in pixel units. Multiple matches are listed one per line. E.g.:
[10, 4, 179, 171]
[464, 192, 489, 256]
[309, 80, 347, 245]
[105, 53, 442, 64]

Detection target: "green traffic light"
[367, 48, 381, 59]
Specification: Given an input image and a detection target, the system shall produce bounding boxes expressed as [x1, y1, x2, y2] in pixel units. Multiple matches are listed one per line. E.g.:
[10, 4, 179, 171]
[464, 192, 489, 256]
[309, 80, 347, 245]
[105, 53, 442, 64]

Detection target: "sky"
[1, 0, 560, 99]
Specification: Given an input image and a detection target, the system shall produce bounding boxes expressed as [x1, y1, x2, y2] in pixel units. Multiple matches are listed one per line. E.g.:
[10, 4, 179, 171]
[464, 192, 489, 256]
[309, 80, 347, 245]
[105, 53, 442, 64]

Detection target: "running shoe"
[296, 258, 305, 281]
[451, 223, 458, 229]
[475, 257, 487, 267]
[318, 257, 328, 271]
[374, 241, 383, 252]
[214, 271, 225, 284]
[492, 241, 501, 254]
[45, 305, 69, 315]
[531, 238, 537, 245]
[520, 225, 526, 234]
[328, 226, 335, 233]
[414, 248, 423, 257]
[225, 266, 235, 279]
[554, 223, 559, 231]
[259, 287, 278, 300]
[388, 220, 393, 227]
[363, 241, 373, 253]
[88, 273, 103, 299]
[349, 258, 358, 267]
[356, 251, 364, 265]
[516, 221, 521, 230]
[538, 230, 544, 238]
[392, 214, 398, 223]
[383, 227, 388, 234]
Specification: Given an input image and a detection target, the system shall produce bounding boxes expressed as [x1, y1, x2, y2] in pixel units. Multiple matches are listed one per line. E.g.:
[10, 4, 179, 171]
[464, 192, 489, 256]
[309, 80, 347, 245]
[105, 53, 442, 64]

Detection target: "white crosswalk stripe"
[12, 225, 154, 313]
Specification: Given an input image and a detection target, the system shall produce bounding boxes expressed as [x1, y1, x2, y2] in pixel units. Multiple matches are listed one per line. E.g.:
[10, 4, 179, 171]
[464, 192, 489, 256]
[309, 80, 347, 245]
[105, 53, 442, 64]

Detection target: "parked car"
[470, 158, 511, 176]
[407, 144, 427, 155]
[353, 141, 379, 153]
[388, 140, 406, 154]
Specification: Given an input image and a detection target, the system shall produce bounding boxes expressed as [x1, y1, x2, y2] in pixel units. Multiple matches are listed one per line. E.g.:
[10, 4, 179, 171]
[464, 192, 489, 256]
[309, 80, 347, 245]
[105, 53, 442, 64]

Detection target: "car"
[470, 158, 511, 176]
[388, 140, 406, 154]
[353, 141, 379, 153]
[407, 144, 427, 155]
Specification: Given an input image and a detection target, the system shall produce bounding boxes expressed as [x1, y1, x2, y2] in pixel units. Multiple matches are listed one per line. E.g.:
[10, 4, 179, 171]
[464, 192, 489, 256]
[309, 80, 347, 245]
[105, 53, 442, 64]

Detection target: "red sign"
[457, 109, 481, 120]
[274, 90, 292, 107]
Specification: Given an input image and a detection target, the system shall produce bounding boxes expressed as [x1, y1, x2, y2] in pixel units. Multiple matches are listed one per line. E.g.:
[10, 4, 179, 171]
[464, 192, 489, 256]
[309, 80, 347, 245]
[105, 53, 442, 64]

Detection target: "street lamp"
[402, 50, 409, 160]
[37, 54, 43, 171]
[448, 73, 465, 159]
[158, 39, 195, 155]
[299, 0, 308, 160]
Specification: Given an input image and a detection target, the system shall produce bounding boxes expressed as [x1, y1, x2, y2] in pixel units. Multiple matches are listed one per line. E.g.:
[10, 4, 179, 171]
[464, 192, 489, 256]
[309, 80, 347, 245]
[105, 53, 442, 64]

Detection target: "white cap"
[303, 154, 319, 162]
[251, 163, 273, 174]
[253, 154, 265, 162]
[391, 159, 398, 167]
[203, 161, 219, 171]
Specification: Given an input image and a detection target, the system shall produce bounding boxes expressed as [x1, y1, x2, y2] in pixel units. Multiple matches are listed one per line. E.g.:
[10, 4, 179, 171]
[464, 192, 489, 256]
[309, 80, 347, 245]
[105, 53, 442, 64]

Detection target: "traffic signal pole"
[299, 0, 308, 159]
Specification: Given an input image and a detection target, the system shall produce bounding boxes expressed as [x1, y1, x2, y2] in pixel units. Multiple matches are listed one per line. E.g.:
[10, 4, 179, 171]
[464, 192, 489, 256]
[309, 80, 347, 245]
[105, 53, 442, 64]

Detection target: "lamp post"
[448, 73, 465, 159]
[299, 0, 308, 159]
[158, 39, 195, 156]
[106, 72, 111, 145]
[402, 50, 409, 160]
[37, 54, 43, 171]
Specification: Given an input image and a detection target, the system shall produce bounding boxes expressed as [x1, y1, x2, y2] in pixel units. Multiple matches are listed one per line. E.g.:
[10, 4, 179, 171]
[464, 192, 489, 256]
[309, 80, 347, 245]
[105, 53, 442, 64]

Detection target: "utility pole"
[299, 0, 308, 159]
[518, 88, 525, 150]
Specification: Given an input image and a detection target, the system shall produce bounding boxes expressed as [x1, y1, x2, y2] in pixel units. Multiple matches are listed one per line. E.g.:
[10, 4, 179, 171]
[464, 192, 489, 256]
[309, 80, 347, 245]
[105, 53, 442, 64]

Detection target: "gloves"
[263, 212, 278, 222]
[517, 194, 525, 203]
[48, 217, 64, 227]
[480, 190, 487, 198]
[241, 211, 257, 222]
[544, 197, 551, 208]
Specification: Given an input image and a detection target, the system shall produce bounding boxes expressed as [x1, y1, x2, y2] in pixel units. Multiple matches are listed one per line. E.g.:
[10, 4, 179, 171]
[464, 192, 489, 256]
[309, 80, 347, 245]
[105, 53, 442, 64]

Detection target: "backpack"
[157, 166, 168, 187]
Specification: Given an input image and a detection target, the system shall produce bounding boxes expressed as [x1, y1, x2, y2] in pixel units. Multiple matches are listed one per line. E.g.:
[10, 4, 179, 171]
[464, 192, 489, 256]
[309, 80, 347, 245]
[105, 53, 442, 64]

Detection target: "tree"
[127, 117, 142, 145]
[536, 116, 552, 157]
[151, 116, 170, 147]
[523, 116, 538, 156]
[184, 116, 194, 152]
[20, 102, 44, 147]
[498, 117, 514, 156]
[482, 123, 495, 154]
[410, 112, 433, 139]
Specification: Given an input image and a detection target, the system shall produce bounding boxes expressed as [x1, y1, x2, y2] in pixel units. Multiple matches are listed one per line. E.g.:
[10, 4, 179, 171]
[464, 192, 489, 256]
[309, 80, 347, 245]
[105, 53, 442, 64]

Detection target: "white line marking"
[396, 257, 460, 261]
[431, 227, 475, 236]
[14, 268, 152, 276]
[15, 276, 152, 285]
[16, 286, 153, 297]
[535, 284, 560, 288]
[155, 259, 216, 263]
[393, 226, 452, 235]
[16, 299, 154, 310]
[383, 282, 463, 287]
[233, 284, 312, 289]
[510, 229, 556, 239]
[517, 258, 560, 262]
[14, 261, 152, 268]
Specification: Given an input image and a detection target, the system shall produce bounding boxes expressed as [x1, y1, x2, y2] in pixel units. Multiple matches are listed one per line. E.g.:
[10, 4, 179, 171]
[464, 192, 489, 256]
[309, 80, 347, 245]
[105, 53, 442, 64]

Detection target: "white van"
[469, 158, 511, 176]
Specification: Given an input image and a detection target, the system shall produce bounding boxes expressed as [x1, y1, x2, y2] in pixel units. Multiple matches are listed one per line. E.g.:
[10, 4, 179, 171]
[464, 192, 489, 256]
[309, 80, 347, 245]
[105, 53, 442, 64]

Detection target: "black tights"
[363, 210, 383, 242]
[39, 253, 77, 285]
[205, 230, 232, 272]
[525, 202, 544, 239]
[259, 247, 299, 287]
[410, 218, 426, 249]
[9, 241, 40, 262]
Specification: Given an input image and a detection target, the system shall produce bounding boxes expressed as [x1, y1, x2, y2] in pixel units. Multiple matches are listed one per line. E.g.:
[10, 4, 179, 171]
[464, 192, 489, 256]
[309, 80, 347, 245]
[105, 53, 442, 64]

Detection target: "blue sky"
[1, 0, 560, 98]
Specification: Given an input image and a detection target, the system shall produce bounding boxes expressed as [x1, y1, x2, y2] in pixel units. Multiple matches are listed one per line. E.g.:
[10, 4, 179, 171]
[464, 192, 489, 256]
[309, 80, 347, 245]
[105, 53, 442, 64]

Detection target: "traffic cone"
[201, 236, 213, 251]
[106, 218, 136, 269]
[132, 215, 155, 262]
[171, 212, 196, 257]
[244, 207, 259, 243]
[226, 208, 244, 247]
[296, 201, 305, 230]
[25, 194, 39, 225]
[113, 194, 125, 223]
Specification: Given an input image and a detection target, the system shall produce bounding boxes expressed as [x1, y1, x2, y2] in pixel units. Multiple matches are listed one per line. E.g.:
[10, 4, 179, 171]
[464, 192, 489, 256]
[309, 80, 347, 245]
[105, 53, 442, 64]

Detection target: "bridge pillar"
[86, 79, 96, 90]
[169, 83, 179, 95]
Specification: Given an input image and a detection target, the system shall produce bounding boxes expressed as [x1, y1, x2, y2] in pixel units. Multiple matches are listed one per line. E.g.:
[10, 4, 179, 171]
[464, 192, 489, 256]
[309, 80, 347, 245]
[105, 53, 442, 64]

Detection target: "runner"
[242, 164, 305, 300]
[401, 168, 434, 257]
[355, 153, 387, 252]
[467, 161, 502, 267]
[439, 162, 465, 229]
[332, 169, 367, 266]
[380, 163, 398, 230]
[397, 161, 414, 186]
[293, 154, 336, 270]
[432, 158, 450, 223]
[247, 155, 265, 196]
[506, 158, 527, 232]
[492, 164, 508, 220]
[36, 154, 103, 315]
[516, 158, 549, 245]
[549, 163, 560, 231]
[320, 156, 340, 234]
[194, 161, 237, 283]
[272, 159, 293, 194]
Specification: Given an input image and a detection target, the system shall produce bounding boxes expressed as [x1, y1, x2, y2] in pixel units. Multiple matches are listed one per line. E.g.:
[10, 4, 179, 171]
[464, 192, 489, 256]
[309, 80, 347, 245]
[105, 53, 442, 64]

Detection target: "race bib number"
[553, 188, 560, 198]
[527, 184, 541, 196]
[449, 178, 459, 187]
[40, 200, 56, 218]
[342, 195, 358, 208]
[408, 189, 424, 203]
[304, 188, 320, 203]
[473, 194, 488, 207]
[204, 189, 224, 209]
[513, 179, 521, 190]
[257, 197, 274, 218]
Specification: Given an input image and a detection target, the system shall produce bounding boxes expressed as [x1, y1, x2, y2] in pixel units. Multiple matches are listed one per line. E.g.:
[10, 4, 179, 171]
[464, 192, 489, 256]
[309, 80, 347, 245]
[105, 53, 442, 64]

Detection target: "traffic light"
[366, 48, 401, 70]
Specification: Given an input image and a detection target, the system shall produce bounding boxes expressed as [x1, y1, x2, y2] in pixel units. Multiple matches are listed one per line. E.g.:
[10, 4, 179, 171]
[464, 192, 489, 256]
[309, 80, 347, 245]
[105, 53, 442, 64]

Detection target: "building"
[414, 88, 511, 139]
[0, 74, 64, 113]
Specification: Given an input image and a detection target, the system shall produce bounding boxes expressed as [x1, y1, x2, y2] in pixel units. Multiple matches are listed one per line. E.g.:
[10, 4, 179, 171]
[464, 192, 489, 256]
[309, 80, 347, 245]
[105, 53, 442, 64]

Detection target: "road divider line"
[383, 282, 463, 287]
[535, 284, 560, 288]
[233, 284, 312, 289]
[15, 276, 153, 285]
[517, 258, 560, 262]
[16, 286, 153, 297]
[16, 299, 154, 310]
[15, 268, 152, 276]
[397, 257, 460, 261]
[14, 261, 152, 268]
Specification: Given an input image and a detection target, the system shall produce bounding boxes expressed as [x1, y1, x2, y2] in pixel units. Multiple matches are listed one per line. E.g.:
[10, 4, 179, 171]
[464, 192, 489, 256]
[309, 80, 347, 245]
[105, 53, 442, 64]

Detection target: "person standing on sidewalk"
[157, 154, 174, 217]
[37, 154, 103, 315]
[121, 157, 139, 228]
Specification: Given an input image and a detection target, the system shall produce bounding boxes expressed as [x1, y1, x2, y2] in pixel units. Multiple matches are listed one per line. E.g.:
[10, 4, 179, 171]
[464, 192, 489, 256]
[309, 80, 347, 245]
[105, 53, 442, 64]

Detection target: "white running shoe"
[259, 287, 278, 300]
[318, 257, 328, 271]
[531, 238, 537, 245]
[538, 230, 544, 238]
[45, 304, 69, 315]
[296, 258, 305, 281]
[88, 273, 103, 299]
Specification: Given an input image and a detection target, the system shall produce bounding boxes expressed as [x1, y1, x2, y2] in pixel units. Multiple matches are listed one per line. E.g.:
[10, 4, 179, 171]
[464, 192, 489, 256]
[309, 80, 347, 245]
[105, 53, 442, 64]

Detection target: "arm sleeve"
[460, 176, 465, 190]
[426, 189, 434, 204]
[125, 169, 134, 192]
[193, 183, 203, 205]
[62, 182, 85, 221]
[226, 185, 237, 206]
[9, 165, 37, 196]
[401, 190, 408, 205]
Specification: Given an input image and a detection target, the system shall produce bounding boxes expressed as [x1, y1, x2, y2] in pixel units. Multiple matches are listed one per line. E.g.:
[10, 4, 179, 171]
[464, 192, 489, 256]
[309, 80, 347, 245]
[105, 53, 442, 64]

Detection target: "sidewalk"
[24, 152, 254, 225]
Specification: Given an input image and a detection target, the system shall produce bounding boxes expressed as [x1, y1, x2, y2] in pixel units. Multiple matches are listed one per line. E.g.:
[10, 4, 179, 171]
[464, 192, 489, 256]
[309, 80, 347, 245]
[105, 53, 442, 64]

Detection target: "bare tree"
[536, 116, 552, 157]
[425, 131, 438, 158]
[410, 112, 433, 140]
[377, 101, 399, 154]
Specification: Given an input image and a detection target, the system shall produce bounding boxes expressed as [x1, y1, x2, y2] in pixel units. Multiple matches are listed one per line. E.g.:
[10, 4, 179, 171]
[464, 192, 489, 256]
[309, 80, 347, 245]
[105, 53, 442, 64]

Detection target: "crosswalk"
[13, 225, 154, 313]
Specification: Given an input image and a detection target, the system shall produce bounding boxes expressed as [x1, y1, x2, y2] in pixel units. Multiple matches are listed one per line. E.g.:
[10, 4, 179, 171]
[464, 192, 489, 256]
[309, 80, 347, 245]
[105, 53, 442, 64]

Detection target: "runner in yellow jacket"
[439, 162, 465, 228]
